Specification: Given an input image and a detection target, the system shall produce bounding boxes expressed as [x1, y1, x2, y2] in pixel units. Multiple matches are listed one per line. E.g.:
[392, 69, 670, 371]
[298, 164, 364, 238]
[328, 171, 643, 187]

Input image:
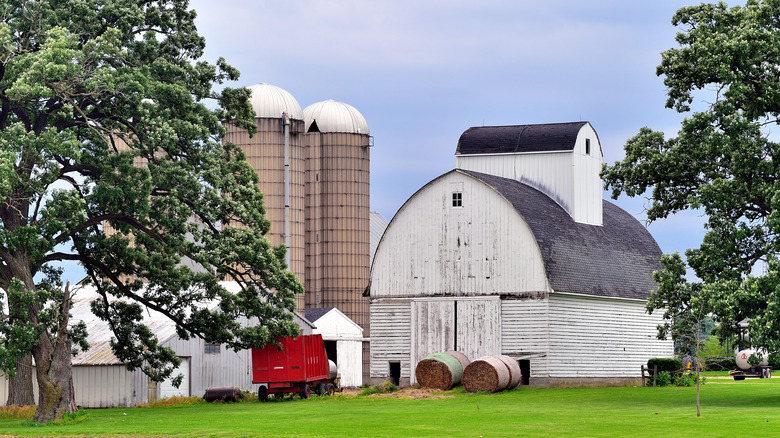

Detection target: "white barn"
[368, 122, 672, 387]
[1, 284, 314, 407]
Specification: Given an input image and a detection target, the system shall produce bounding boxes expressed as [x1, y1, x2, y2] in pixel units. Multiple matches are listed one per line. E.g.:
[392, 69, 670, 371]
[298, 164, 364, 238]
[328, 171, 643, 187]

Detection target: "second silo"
[302, 100, 371, 332]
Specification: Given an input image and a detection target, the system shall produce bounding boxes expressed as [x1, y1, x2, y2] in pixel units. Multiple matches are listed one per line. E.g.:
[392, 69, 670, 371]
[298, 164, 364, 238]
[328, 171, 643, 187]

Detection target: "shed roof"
[304, 307, 334, 323]
[456, 122, 588, 155]
[460, 170, 661, 300]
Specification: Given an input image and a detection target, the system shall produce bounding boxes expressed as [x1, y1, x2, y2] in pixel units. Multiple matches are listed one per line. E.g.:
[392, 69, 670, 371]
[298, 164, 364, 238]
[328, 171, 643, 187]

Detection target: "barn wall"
[571, 124, 603, 225]
[72, 365, 135, 408]
[500, 296, 551, 386]
[371, 172, 548, 299]
[455, 123, 603, 225]
[547, 293, 673, 385]
[369, 300, 412, 385]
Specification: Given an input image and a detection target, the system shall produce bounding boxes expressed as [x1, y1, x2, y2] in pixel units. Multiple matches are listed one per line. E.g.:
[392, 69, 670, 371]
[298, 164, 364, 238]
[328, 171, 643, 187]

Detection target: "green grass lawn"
[2, 378, 779, 437]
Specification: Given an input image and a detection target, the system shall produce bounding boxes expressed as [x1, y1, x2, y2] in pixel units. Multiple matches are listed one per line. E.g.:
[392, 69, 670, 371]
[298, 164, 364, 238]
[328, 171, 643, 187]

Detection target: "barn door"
[456, 298, 501, 361]
[410, 300, 455, 383]
[159, 357, 191, 399]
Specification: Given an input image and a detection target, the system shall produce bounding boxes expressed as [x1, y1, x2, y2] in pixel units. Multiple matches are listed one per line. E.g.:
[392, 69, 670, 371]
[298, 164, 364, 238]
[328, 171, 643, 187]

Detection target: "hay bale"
[496, 355, 522, 389]
[415, 352, 464, 390]
[445, 350, 471, 371]
[462, 356, 511, 393]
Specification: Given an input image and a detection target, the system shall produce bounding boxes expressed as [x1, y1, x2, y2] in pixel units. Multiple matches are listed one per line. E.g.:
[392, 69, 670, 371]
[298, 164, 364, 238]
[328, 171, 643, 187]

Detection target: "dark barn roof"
[461, 170, 661, 300]
[456, 122, 589, 155]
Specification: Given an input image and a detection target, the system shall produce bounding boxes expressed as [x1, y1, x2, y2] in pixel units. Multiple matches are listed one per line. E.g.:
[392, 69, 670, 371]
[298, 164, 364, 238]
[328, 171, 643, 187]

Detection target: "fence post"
[652, 365, 657, 387]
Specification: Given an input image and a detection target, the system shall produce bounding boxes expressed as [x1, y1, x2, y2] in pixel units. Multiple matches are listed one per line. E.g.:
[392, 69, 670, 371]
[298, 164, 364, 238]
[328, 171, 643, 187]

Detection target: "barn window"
[585, 138, 591, 155]
[204, 343, 221, 354]
[452, 192, 463, 207]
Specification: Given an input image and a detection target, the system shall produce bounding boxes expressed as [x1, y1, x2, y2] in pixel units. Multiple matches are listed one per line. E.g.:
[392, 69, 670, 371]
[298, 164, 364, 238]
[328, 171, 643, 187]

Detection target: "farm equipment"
[251, 334, 340, 401]
[729, 348, 772, 381]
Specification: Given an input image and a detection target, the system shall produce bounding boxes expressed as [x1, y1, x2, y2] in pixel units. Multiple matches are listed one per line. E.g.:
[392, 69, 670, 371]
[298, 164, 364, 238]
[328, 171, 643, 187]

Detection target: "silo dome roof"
[247, 83, 303, 120]
[303, 100, 370, 134]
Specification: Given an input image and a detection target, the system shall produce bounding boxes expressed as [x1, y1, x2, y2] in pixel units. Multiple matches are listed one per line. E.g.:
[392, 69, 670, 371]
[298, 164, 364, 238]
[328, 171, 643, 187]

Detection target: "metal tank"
[224, 83, 307, 311]
[302, 99, 372, 332]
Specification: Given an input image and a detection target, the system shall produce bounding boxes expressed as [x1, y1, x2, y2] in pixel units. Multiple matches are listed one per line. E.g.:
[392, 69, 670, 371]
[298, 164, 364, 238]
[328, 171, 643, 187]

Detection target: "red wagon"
[251, 334, 338, 400]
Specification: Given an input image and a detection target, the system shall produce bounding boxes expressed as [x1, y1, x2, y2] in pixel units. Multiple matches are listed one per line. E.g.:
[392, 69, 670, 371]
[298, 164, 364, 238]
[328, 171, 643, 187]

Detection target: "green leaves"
[604, 0, 780, 354]
[0, 0, 300, 398]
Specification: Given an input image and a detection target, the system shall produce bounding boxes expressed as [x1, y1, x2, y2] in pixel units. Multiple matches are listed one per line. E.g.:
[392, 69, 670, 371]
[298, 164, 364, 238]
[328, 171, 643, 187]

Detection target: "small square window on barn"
[204, 343, 221, 354]
[585, 138, 591, 155]
[452, 192, 463, 207]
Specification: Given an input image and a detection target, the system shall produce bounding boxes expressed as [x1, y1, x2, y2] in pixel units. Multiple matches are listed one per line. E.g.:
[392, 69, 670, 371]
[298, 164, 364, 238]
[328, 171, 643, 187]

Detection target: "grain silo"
[302, 100, 371, 332]
[224, 83, 307, 310]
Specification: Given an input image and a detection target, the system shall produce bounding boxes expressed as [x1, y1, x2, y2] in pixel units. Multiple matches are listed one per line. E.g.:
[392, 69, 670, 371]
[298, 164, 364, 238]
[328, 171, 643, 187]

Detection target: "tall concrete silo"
[302, 100, 371, 332]
[224, 83, 307, 311]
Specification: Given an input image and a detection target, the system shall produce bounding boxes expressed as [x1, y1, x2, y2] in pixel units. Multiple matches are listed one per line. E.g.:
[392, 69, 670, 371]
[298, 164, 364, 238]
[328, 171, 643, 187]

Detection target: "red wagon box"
[251, 334, 335, 400]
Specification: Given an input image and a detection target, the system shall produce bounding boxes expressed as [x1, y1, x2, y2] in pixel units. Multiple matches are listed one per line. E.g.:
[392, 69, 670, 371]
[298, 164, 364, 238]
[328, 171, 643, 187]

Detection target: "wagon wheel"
[326, 384, 336, 396]
[300, 383, 310, 399]
[315, 382, 326, 396]
[258, 386, 268, 402]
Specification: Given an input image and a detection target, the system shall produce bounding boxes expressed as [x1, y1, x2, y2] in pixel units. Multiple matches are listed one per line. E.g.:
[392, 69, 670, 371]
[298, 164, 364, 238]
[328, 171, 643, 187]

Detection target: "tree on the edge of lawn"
[602, 0, 780, 361]
[0, 0, 302, 423]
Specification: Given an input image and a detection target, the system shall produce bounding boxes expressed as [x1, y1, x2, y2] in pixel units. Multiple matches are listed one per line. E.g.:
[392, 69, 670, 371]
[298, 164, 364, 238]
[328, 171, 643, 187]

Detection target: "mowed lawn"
[2, 377, 779, 437]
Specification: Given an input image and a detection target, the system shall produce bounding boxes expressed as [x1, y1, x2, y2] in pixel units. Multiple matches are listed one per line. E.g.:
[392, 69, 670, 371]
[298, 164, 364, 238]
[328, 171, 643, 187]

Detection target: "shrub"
[655, 371, 672, 386]
[647, 358, 682, 374]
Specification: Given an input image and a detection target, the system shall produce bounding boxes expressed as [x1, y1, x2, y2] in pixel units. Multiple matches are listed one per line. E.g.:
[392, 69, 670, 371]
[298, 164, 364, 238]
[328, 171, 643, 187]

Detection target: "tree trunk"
[6, 353, 35, 406]
[31, 283, 77, 424]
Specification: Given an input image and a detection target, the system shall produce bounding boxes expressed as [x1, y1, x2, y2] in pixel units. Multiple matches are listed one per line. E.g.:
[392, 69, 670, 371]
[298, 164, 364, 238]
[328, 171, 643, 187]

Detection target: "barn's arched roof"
[459, 169, 661, 300]
[456, 122, 598, 155]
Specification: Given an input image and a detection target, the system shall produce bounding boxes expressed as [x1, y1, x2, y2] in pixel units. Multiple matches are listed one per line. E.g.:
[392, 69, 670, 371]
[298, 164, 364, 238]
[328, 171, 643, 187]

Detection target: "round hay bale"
[496, 355, 522, 389]
[415, 352, 464, 390]
[462, 356, 511, 393]
[445, 350, 471, 371]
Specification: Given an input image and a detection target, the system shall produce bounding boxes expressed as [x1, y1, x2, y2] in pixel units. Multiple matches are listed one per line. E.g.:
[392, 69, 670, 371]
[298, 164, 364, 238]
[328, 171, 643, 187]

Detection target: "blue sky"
[186, 0, 708, 260]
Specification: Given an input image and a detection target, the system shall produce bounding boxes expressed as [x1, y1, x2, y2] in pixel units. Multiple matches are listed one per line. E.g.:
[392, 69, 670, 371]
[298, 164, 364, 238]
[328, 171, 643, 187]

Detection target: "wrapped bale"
[462, 356, 511, 393]
[415, 352, 464, 390]
[496, 355, 522, 389]
[446, 350, 471, 371]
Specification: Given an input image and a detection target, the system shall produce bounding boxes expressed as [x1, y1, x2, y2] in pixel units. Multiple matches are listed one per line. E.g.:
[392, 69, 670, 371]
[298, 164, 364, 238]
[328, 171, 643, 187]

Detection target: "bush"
[652, 371, 704, 387]
[647, 358, 682, 374]
[705, 356, 736, 371]
[655, 371, 672, 386]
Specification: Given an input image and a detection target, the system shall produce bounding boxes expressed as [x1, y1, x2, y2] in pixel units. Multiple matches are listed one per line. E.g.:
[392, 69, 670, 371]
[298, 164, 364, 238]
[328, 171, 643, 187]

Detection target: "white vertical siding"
[548, 293, 673, 378]
[456, 298, 501, 362]
[456, 152, 574, 214]
[501, 297, 551, 380]
[410, 300, 455, 370]
[336, 340, 363, 387]
[455, 122, 603, 226]
[369, 300, 411, 382]
[72, 365, 134, 408]
[572, 124, 603, 225]
[371, 172, 549, 299]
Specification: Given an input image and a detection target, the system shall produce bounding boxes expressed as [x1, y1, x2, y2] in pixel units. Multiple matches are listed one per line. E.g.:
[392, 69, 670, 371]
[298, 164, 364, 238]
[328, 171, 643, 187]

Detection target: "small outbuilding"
[305, 307, 365, 387]
[368, 122, 673, 387]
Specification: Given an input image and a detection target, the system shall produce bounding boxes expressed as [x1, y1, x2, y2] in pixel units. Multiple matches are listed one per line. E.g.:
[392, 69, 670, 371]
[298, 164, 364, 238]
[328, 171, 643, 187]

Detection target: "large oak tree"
[0, 0, 301, 423]
[603, 0, 780, 356]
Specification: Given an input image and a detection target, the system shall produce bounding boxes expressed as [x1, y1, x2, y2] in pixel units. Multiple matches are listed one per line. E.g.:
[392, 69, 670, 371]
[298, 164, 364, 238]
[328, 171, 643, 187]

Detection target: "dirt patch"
[367, 387, 455, 399]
